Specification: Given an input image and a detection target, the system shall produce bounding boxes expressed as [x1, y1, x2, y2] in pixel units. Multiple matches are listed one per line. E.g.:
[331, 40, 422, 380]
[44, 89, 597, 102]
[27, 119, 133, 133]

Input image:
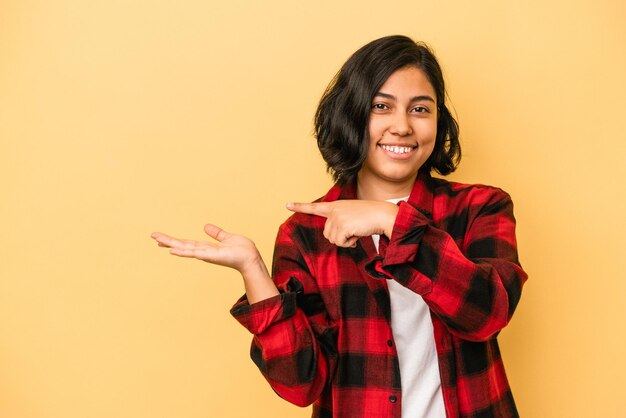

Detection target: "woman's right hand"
[151, 224, 279, 303]
[151, 224, 261, 275]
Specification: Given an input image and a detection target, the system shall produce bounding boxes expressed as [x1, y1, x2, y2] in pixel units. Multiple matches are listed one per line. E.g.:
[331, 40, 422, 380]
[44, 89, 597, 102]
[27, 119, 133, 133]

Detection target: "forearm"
[417, 228, 524, 340]
[240, 255, 280, 304]
[231, 224, 337, 406]
[376, 195, 527, 341]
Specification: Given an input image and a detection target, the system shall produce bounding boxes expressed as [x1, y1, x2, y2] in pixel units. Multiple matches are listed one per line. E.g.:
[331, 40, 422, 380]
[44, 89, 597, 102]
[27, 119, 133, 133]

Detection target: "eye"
[410, 106, 430, 113]
[372, 103, 390, 111]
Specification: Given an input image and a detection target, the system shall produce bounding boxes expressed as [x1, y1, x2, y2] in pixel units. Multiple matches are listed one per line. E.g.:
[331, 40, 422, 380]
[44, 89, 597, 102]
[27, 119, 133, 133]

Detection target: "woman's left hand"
[286, 200, 399, 248]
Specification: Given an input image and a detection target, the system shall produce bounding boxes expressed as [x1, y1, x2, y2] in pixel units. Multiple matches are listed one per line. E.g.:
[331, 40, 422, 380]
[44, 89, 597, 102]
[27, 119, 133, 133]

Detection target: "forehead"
[378, 66, 436, 97]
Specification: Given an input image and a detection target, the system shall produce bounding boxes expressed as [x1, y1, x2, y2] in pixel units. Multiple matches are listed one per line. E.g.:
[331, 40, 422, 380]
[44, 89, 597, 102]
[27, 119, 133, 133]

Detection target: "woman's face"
[358, 66, 438, 196]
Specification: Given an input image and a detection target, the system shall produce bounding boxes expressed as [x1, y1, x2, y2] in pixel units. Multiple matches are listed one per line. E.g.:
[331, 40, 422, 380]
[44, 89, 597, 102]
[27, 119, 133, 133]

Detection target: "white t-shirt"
[371, 196, 446, 417]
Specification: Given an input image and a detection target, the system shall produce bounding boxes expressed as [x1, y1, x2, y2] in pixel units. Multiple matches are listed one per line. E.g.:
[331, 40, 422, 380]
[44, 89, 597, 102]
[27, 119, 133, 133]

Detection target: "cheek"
[425, 136, 437, 157]
[418, 121, 438, 146]
[368, 117, 385, 139]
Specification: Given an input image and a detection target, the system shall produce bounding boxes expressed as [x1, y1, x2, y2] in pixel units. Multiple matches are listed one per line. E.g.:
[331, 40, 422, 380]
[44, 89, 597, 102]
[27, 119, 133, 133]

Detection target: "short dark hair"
[314, 35, 461, 185]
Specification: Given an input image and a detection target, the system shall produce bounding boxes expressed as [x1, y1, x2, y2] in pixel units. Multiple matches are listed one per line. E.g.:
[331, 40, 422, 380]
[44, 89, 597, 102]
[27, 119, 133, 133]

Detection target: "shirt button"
[389, 395, 397, 403]
[387, 339, 393, 347]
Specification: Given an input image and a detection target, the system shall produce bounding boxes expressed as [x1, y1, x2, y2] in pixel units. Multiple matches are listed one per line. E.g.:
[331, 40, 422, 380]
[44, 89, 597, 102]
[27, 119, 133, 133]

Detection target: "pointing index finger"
[286, 202, 331, 218]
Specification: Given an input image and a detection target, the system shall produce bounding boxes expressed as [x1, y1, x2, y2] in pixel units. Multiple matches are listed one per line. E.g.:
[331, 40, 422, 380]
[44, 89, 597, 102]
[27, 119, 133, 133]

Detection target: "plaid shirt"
[231, 170, 527, 417]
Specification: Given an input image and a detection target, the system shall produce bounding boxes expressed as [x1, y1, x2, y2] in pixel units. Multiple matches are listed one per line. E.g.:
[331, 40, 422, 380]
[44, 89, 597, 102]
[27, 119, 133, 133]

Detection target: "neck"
[356, 174, 416, 201]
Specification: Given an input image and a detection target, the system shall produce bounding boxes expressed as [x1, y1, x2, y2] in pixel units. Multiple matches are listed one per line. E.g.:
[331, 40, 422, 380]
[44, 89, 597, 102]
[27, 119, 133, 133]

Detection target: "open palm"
[151, 224, 260, 273]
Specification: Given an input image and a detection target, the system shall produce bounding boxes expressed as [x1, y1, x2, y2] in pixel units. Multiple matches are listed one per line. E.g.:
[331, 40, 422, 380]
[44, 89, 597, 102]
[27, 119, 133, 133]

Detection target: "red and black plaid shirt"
[231, 170, 527, 417]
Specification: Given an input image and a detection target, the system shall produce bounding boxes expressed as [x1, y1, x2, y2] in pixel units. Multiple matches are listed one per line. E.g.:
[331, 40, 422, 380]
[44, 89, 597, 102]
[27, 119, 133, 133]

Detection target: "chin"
[380, 170, 420, 183]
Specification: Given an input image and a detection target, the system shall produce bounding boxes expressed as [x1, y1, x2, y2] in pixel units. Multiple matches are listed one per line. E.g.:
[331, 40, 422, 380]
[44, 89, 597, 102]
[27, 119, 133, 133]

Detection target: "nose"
[389, 112, 413, 136]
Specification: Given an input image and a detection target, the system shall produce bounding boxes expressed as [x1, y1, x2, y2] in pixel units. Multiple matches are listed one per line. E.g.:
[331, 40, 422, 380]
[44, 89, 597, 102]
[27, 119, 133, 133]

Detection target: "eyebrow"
[374, 92, 436, 103]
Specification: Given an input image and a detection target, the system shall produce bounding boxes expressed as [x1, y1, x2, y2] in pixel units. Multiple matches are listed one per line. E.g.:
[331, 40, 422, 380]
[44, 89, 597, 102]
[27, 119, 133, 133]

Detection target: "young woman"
[151, 35, 527, 418]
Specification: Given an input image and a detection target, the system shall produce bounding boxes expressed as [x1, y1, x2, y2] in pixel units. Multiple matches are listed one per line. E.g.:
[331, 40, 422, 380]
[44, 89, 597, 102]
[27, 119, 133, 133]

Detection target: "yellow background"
[1, 0, 625, 417]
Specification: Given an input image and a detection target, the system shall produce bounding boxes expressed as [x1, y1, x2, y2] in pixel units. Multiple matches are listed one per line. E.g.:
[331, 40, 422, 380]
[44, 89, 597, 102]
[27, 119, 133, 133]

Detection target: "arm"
[285, 190, 527, 341]
[152, 224, 336, 406]
[230, 223, 337, 407]
[151, 223, 336, 406]
[372, 189, 527, 342]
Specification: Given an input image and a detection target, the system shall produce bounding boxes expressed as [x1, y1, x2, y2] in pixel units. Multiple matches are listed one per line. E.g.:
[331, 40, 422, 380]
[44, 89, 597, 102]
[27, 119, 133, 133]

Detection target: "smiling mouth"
[378, 144, 417, 154]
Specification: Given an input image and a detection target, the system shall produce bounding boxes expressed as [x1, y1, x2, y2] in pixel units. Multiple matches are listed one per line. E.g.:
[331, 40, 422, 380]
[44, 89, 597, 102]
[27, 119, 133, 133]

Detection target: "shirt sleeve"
[368, 188, 527, 342]
[230, 222, 337, 407]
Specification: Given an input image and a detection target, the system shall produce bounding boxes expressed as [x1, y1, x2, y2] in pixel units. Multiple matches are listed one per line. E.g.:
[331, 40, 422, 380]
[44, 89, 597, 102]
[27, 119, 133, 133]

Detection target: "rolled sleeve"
[365, 201, 434, 295]
[230, 291, 298, 335]
[383, 201, 431, 266]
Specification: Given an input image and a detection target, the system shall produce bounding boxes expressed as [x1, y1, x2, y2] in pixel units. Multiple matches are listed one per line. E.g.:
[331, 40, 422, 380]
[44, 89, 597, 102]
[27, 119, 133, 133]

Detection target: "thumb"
[204, 224, 231, 242]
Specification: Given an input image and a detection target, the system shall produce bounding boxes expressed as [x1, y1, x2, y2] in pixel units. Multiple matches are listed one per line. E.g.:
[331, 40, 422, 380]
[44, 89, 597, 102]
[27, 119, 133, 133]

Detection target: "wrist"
[239, 250, 266, 278]
[383, 202, 399, 238]
[241, 257, 279, 304]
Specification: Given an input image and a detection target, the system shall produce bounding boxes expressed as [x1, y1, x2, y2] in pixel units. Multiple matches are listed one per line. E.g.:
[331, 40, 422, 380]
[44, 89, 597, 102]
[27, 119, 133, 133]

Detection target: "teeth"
[381, 145, 413, 154]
